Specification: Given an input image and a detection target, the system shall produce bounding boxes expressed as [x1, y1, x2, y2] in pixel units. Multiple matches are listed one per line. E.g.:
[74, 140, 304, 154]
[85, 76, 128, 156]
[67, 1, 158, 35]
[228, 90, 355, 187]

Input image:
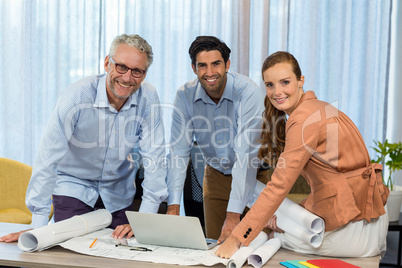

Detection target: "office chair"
[183, 149, 205, 228]
[0, 157, 53, 224]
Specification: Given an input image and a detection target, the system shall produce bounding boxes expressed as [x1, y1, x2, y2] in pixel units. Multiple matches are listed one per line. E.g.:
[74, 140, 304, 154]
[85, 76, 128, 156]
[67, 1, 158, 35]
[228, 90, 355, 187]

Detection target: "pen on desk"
[89, 238, 97, 248]
[115, 243, 152, 252]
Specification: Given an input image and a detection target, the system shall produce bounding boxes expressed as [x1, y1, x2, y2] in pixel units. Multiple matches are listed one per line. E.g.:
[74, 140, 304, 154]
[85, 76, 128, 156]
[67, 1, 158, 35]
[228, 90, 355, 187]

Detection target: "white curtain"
[0, 0, 392, 165]
[284, 0, 392, 154]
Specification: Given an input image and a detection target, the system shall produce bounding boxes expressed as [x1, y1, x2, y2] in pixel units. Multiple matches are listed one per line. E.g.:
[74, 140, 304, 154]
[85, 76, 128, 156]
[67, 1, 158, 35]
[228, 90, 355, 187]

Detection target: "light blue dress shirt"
[167, 72, 265, 214]
[26, 74, 168, 228]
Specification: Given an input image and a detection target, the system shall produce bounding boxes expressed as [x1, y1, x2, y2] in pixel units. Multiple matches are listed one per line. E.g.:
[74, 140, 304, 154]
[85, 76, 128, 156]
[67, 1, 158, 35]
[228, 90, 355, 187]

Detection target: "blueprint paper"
[226, 232, 268, 268]
[275, 209, 323, 248]
[276, 197, 324, 234]
[18, 209, 112, 252]
[60, 229, 282, 267]
[248, 237, 281, 268]
[249, 181, 325, 248]
[59, 228, 229, 266]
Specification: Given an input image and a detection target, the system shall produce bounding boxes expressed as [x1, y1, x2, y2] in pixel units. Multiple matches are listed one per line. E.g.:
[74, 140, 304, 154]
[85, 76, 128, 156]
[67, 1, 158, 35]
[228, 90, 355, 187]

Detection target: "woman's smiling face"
[263, 62, 305, 115]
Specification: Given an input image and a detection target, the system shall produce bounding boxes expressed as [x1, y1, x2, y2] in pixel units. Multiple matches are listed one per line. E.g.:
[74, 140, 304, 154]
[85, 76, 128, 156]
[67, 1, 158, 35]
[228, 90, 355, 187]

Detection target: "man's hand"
[112, 224, 133, 239]
[215, 234, 241, 259]
[265, 215, 284, 234]
[217, 212, 240, 244]
[0, 229, 32, 243]
[166, 204, 180, 215]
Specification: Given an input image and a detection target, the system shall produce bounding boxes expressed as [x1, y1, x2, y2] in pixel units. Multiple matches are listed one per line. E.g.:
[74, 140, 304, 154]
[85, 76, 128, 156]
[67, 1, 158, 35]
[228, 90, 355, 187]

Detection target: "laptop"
[125, 211, 218, 250]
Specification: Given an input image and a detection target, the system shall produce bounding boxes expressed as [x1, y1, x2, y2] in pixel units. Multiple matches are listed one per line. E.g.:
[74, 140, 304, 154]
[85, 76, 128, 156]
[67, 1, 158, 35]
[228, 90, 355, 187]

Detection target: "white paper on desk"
[226, 232, 268, 268]
[247, 237, 281, 268]
[59, 228, 229, 266]
[248, 181, 325, 248]
[18, 209, 112, 252]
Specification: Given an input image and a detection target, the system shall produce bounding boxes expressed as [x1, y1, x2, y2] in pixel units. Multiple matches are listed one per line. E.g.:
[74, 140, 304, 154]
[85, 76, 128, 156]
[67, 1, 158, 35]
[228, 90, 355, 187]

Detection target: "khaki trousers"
[203, 164, 272, 239]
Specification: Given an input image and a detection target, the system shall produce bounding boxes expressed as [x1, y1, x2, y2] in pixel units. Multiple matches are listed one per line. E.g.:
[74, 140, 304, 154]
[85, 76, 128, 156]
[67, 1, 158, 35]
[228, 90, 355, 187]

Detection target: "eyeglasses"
[109, 57, 146, 78]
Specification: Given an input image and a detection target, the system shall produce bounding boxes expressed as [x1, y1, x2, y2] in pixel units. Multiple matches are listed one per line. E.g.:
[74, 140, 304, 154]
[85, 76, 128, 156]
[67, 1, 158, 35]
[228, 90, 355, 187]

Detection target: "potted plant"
[372, 139, 402, 221]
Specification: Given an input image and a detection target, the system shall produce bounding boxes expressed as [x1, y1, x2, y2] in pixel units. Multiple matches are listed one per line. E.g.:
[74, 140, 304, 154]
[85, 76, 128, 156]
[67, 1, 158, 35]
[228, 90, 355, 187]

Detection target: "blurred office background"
[0, 0, 400, 185]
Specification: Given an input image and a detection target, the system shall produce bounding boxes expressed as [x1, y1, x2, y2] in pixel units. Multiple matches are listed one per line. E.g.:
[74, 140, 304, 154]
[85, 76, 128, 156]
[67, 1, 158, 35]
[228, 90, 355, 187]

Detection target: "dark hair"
[188, 36, 231, 66]
[259, 51, 302, 166]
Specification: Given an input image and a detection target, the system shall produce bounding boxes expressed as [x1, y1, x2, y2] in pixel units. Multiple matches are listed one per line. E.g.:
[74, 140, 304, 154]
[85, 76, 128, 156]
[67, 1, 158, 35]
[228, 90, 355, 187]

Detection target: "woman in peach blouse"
[216, 51, 389, 258]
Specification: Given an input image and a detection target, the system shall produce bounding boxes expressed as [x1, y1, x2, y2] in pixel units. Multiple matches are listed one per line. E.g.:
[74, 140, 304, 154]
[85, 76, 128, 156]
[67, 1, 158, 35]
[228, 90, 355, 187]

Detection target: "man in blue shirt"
[166, 36, 270, 242]
[0, 34, 167, 242]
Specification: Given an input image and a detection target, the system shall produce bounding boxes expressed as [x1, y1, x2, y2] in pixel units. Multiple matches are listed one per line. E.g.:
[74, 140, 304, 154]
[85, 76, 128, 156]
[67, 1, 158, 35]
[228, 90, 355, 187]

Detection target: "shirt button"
[244, 234, 248, 238]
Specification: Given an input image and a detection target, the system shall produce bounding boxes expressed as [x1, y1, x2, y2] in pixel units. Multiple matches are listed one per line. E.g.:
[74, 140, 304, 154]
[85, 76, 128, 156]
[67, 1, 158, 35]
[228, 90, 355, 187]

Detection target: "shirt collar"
[93, 74, 139, 111]
[193, 72, 235, 104]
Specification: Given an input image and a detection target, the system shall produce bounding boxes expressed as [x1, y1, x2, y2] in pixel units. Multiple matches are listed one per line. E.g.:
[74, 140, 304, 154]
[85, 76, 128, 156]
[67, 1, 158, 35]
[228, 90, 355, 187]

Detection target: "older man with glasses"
[0, 34, 168, 243]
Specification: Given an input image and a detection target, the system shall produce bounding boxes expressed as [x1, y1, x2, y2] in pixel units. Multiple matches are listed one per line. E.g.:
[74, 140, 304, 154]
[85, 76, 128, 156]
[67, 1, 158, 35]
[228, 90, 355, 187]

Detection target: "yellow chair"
[0, 157, 53, 224]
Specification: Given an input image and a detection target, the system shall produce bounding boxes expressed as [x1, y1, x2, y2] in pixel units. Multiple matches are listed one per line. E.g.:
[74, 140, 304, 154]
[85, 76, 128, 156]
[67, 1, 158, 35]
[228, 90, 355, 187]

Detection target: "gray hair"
[109, 34, 153, 70]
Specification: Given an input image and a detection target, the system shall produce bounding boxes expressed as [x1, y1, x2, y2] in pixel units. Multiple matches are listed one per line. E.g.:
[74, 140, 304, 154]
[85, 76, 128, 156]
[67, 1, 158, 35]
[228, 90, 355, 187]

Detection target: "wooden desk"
[0, 222, 379, 268]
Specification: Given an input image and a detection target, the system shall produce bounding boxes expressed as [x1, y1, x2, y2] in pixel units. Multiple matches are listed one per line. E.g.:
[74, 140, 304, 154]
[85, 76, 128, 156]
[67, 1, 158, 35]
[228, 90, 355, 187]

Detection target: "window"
[0, 0, 392, 165]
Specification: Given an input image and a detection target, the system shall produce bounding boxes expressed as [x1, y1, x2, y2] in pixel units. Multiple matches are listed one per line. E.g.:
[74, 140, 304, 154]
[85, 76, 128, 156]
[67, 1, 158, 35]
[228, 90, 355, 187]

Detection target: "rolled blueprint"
[18, 209, 112, 252]
[248, 237, 281, 268]
[277, 197, 324, 234]
[248, 181, 325, 248]
[226, 232, 268, 268]
[275, 209, 323, 248]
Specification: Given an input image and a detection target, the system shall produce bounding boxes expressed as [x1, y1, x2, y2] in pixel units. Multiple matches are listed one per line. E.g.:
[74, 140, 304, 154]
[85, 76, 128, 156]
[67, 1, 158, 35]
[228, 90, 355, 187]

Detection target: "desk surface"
[0, 222, 379, 268]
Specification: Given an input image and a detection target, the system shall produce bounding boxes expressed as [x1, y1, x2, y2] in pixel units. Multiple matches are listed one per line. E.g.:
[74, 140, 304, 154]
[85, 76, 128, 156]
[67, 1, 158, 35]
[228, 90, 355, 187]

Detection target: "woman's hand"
[112, 224, 133, 239]
[215, 234, 241, 259]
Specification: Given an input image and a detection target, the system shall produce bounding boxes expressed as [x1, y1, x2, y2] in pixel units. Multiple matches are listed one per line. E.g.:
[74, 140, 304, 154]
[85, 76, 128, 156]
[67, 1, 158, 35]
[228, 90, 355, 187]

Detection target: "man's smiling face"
[104, 44, 147, 109]
[192, 50, 230, 103]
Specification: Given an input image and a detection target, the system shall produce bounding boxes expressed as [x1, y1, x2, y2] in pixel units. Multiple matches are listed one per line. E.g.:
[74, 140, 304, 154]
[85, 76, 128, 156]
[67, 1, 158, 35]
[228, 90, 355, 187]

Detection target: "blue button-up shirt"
[167, 72, 265, 214]
[26, 74, 168, 228]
